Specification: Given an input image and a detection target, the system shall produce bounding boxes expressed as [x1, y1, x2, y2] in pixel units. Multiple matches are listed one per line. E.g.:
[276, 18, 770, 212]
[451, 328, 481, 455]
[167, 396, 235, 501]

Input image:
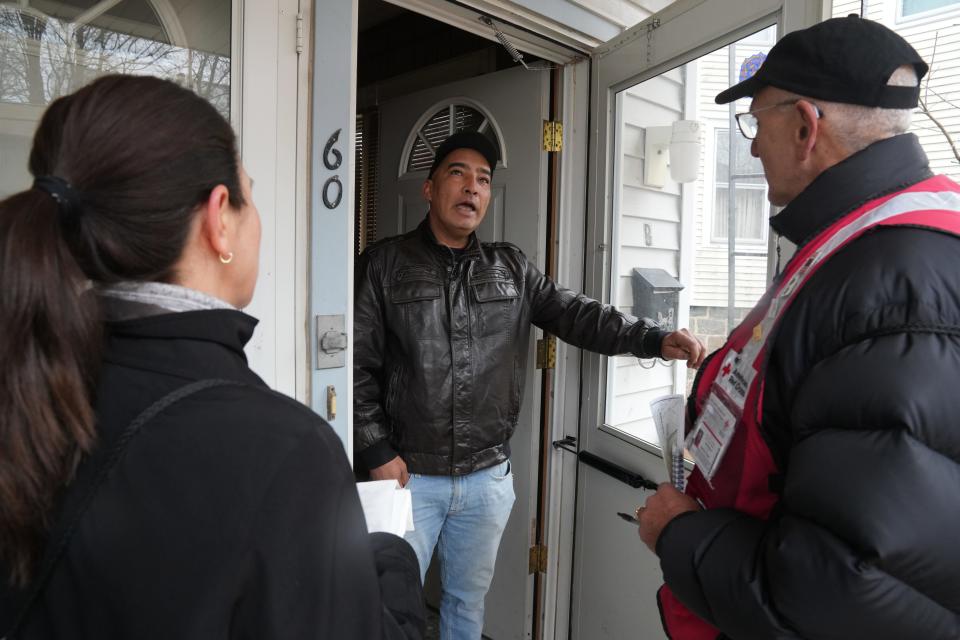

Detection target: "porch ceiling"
[381, 0, 676, 59]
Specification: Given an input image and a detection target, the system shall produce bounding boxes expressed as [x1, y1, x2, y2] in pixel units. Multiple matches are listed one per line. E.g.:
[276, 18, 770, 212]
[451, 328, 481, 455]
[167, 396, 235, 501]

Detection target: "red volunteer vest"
[658, 175, 960, 639]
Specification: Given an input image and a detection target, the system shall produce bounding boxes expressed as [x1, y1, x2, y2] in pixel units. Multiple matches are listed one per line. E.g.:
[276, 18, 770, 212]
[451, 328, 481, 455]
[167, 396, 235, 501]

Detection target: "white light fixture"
[643, 120, 703, 188]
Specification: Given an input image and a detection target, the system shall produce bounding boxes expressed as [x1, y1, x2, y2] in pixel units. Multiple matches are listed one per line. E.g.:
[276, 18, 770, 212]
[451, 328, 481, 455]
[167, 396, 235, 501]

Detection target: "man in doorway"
[354, 131, 705, 639]
[637, 16, 960, 639]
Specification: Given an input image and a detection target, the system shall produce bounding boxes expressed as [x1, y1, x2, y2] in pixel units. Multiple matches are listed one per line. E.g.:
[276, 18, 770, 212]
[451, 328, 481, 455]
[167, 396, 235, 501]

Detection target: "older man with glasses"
[634, 15, 960, 640]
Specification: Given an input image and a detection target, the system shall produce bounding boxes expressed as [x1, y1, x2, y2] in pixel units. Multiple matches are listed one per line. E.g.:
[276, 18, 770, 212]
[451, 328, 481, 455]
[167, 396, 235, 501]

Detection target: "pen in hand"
[616, 511, 640, 524]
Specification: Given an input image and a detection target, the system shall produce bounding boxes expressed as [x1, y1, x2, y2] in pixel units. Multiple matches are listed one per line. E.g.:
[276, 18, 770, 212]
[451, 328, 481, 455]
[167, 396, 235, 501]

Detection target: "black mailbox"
[630, 268, 684, 332]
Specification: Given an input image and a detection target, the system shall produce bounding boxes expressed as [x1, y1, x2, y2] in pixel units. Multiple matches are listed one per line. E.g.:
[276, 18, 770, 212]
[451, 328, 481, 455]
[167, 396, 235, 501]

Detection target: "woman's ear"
[200, 185, 232, 258]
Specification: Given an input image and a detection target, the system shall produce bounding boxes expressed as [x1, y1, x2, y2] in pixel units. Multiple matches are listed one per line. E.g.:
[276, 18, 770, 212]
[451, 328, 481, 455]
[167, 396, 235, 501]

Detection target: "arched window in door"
[400, 100, 505, 176]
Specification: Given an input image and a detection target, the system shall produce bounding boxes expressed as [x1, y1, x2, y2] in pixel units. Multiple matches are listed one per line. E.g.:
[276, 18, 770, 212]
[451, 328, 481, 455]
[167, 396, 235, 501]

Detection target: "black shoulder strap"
[3, 378, 241, 639]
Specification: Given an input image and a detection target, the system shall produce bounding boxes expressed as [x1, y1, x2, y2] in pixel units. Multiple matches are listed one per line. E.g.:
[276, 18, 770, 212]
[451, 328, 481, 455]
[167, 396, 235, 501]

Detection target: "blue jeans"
[404, 459, 515, 640]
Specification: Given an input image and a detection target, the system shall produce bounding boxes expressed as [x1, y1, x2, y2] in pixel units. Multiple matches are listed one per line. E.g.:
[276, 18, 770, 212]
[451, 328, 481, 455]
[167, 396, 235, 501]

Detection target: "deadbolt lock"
[315, 314, 347, 369]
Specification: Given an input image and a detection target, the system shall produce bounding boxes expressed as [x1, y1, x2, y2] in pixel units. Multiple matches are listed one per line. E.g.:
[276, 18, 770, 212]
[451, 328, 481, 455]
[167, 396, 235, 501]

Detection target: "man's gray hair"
[816, 65, 917, 153]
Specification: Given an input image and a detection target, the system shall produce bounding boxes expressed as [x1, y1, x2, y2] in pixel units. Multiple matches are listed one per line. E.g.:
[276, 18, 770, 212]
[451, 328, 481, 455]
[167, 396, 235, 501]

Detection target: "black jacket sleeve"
[353, 249, 400, 470]
[232, 419, 424, 639]
[523, 257, 665, 358]
[658, 328, 960, 640]
[370, 533, 427, 640]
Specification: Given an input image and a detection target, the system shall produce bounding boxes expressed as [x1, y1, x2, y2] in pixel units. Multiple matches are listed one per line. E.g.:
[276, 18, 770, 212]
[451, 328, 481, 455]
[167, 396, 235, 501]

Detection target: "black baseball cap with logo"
[716, 15, 928, 107]
[428, 131, 500, 178]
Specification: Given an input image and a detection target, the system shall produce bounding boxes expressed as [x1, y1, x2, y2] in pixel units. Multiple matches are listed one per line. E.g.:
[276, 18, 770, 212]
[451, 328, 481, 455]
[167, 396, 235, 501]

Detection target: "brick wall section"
[686, 305, 750, 393]
[689, 305, 749, 351]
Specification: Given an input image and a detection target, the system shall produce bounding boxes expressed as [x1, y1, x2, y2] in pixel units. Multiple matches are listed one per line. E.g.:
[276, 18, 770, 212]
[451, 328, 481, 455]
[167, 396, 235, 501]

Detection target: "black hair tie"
[33, 175, 81, 222]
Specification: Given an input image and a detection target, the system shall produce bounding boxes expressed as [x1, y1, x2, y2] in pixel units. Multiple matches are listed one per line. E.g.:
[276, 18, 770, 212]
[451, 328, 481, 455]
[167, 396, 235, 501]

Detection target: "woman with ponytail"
[0, 75, 423, 639]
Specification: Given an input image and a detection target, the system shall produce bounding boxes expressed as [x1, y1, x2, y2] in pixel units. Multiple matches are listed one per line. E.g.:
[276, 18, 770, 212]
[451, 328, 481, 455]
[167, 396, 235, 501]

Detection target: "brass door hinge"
[535, 335, 557, 370]
[542, 120, 563, 152]
[528, 544, 547, 574]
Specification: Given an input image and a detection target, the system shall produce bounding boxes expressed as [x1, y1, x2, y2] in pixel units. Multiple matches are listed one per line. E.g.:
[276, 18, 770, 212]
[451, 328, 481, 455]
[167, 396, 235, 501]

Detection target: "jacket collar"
[416, 216, 484, 263]
[770, 133, 932, 247]
[106, 309, 258, 361]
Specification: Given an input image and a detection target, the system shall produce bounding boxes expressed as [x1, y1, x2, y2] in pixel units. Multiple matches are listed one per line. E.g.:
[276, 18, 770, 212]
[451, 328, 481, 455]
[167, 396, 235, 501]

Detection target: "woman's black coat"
[1, 308, 424, 639]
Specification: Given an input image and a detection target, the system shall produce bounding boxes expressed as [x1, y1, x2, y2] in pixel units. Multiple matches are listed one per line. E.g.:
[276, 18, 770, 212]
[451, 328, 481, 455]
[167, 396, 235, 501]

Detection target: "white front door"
[569, 2, 820, 638]
[378, 64, 550, 639]
[0, 0, 306, 398]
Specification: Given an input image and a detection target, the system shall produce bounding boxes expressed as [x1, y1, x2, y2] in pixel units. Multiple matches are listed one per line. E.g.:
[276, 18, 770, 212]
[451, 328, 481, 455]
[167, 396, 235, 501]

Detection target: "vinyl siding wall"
[833, 0, 960, 183]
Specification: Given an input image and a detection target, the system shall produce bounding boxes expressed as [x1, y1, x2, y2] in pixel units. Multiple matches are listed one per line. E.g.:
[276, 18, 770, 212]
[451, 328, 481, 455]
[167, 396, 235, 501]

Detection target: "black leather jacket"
[354, 219, 665, 476]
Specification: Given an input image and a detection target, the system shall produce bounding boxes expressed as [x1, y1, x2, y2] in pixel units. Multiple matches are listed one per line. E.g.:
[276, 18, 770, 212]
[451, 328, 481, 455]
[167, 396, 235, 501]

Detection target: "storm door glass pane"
[603, 25, 775, 449]
[0, 0, 232, 198]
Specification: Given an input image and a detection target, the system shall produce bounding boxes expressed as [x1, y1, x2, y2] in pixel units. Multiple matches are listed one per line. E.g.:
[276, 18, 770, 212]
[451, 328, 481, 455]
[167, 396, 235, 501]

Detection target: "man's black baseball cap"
[715, 15, 928, 107]
[428, 131, 500, 178]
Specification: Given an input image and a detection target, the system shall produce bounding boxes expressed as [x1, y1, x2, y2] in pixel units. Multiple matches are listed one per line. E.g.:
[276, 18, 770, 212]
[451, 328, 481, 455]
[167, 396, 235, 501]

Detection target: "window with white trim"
[712, 128, 768, 244]
[899, 0, 960, 18]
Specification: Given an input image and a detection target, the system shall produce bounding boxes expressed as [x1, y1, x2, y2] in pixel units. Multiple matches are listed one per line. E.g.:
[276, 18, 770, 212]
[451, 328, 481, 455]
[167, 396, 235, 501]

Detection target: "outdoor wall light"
[643, 120, 703, 188]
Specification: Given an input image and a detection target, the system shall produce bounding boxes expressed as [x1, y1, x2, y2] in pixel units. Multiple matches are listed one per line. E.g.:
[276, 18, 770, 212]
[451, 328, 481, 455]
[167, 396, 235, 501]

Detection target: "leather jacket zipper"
[446, 249, 459, 474]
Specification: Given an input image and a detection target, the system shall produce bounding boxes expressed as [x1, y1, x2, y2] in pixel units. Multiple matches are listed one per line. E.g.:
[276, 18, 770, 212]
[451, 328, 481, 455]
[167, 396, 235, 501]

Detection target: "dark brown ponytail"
[0, 74, 243, 586]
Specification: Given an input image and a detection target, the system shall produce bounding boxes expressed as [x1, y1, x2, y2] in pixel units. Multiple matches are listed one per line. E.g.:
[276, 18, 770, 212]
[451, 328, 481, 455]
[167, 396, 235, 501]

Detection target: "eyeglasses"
[734, 99, 822, 139]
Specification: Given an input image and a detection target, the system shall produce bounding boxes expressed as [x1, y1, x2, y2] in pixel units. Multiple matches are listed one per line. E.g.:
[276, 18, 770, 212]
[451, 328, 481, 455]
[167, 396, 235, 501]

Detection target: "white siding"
[833, 1, 960, 183]
[606, 64, 684, 439]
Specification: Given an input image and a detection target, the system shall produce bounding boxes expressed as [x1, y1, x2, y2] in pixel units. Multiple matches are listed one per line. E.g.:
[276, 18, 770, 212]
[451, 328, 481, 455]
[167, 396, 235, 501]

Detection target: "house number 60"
[322, 128, 343, 209]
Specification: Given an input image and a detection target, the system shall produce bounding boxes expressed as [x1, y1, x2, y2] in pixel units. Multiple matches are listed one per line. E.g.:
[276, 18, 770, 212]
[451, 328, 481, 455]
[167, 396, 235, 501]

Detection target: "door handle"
[552, 436, 657, 491]
[320, 331, 347, 353]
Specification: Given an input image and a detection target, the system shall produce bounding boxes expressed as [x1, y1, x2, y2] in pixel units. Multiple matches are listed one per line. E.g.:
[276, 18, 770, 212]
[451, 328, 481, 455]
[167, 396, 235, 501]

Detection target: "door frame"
[540, 55, 591, 640]
[309, 0, 358, 446]
[238, 0, 311, 403]
[371, 4, 596, 637]
[344, 0, 593, 635]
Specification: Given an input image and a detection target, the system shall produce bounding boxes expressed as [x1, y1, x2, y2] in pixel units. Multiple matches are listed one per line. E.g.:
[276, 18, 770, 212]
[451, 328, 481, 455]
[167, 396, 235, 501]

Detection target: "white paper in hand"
[650, 394, 686, 491]
[356, 480, 415, 537]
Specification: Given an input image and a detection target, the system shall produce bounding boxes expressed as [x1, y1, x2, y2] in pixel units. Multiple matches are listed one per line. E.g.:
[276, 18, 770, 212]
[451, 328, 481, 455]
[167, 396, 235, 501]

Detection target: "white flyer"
[356, 479, 415, 537]
[650, 393, 686, 491]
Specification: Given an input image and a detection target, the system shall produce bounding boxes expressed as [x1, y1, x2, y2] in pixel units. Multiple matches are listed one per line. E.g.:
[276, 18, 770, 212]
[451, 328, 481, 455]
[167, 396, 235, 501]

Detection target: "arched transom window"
[403, 101, 504, 176]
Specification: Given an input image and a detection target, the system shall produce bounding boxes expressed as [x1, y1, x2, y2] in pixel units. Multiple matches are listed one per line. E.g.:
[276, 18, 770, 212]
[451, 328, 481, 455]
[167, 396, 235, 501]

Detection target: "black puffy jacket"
[354, 219, 665, 475]
[658, 134, 960, 639]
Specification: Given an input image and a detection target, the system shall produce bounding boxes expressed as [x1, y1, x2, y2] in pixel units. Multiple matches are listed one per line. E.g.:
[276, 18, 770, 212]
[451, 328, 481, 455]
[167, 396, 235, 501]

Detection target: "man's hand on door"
[660, 328, 706, 369]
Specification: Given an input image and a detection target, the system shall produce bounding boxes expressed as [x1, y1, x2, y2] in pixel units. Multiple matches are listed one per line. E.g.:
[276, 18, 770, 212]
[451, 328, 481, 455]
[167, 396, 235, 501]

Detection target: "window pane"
[604, 25, 775, 450]
[405, 104, 500, 173]
[714, 128, 764, 185]
[902, 0, 960, 16]
[714, 186, 767, 240]
[0, 0, 232, 199]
